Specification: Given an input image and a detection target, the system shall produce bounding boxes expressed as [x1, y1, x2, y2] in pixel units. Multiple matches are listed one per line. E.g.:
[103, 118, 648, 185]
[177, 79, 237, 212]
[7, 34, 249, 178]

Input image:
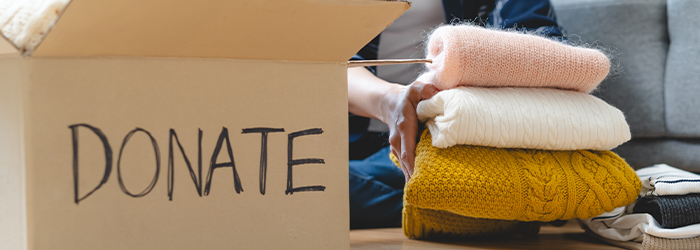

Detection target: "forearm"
[347, 67, 404, 122]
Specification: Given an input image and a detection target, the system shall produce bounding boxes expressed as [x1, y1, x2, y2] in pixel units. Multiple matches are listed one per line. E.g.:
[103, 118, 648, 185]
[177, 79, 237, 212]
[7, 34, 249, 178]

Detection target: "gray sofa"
[551, 0, 700, 172]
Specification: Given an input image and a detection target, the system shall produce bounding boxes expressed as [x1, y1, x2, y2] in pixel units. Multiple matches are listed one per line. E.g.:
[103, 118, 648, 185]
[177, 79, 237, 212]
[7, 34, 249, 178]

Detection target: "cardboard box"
[0, 0, 408, 249]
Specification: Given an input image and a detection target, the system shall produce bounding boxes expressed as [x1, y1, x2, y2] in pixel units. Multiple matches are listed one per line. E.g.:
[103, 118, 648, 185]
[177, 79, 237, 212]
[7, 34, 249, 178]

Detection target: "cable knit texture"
[403, 204, 540, 239]
[0, 0, 70, 56]
[642, 234, 700, 250]
[417, 25, 610, 92]
[392, 131, 640, 222]
[417, 87, 631, 150]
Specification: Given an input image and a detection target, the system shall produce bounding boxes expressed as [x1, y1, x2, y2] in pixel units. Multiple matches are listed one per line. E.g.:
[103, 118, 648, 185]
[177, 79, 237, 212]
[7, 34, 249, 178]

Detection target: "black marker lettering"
[70, 124, 113, 204]
[242, 127, 284, 195]
[286, 128, 325, 195]
[117, 128, 160, 197]
[204, 127, 243, 195]
[167, 129, 203, 200]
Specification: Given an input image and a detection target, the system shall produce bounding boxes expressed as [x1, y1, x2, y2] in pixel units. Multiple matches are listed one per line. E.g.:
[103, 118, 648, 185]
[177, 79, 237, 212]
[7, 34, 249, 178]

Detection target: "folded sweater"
[402, 203, 540, 239]
[581, 206, 700, 241]
[418, 24, 610, 92]
[634, 194, 700, 229]
[0, 0, 69, 56]
[636, 164, 700, 196]
[581, 221, 700, 250]
[392, 131, 640, 222]
[416, 87, 631, 150]
[642, 233, 700, 250]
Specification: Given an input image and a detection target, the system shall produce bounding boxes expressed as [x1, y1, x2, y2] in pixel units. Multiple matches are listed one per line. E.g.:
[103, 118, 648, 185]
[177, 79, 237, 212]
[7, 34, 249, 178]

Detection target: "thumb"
[420, 83, 440, 100]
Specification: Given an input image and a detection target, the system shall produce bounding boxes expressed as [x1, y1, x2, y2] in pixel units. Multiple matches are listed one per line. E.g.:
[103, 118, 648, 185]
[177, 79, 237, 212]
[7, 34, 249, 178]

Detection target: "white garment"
[0, 0, 70, 56]
[581, 164, 700, 242]
[581, 205, 700, 241]
[637, 164, 700, 196]
[416, 87, 631, 150]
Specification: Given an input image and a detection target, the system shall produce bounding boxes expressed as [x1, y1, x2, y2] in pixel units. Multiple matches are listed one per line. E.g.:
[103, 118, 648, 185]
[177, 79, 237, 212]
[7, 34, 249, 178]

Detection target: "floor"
[349, 220, 622, 250]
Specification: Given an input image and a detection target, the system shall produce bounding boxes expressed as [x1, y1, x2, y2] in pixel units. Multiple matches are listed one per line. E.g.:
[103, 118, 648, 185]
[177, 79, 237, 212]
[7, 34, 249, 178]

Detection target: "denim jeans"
[349, 146, 405, 229]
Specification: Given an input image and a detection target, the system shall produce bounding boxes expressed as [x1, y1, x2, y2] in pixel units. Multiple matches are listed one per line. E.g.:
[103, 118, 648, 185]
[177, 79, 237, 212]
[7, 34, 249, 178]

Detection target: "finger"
[396, 116, 417, 180]
[390, 133, 410, 182]
[400, 131, 416, 180]
[407, 83, 440, 106]
[420, 83, 440, 100]
[391, 144, 410, 182]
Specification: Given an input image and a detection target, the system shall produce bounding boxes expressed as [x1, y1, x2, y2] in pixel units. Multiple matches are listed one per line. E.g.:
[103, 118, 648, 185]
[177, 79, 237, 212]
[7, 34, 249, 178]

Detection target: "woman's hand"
[348, 67, 439, 181]
[380, 81, 439, 181]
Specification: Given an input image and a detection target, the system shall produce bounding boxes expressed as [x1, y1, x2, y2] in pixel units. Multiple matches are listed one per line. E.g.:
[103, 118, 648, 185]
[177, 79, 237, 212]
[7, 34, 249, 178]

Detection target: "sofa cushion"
[614, 139, 700, 172]
[665, 0, 700, 137]
[551, 0, 669, 138]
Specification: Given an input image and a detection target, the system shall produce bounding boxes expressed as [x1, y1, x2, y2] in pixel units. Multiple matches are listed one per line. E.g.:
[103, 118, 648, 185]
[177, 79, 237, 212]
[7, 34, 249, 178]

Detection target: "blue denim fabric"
[349, 146, 405, 229]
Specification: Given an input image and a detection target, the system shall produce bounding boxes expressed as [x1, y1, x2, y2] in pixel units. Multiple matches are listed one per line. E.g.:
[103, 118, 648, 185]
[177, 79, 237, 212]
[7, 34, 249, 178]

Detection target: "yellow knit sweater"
[393, 131, 640, 223]
[403, 203, 540, 239]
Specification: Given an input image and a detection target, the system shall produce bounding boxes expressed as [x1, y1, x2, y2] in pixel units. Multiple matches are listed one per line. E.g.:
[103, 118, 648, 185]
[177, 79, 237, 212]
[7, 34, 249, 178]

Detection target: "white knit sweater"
[417, 87, 631, 151]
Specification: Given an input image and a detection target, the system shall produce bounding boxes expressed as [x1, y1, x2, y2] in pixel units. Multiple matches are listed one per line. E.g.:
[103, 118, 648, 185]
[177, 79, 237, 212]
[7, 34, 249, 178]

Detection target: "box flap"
[32, 0, 409, 61]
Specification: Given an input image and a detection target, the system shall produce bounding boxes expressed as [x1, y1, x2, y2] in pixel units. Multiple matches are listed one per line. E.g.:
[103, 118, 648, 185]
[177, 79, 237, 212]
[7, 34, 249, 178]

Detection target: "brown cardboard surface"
[22, 57, 349, 249]
[0, 57, 27, 250]
[1, 1, 410, 249]
[0, 37, 19, 56]
[33, 0, 410, 61]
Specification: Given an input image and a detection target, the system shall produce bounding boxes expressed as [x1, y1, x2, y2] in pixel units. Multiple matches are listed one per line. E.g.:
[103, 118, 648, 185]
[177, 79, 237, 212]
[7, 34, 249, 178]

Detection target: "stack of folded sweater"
[391, 24, 642, 239]
[581, 164, 700, 250]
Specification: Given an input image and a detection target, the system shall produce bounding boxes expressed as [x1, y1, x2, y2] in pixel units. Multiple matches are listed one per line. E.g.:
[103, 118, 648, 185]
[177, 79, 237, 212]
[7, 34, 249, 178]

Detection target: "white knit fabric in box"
[0, 0, 70, 56]
[416, 87, 631, 150]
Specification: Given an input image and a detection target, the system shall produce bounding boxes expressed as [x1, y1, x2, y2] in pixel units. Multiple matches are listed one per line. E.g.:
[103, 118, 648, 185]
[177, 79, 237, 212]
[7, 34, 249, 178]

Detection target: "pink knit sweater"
[418, 25, 610, 93]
